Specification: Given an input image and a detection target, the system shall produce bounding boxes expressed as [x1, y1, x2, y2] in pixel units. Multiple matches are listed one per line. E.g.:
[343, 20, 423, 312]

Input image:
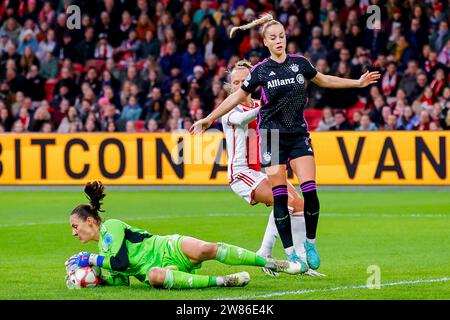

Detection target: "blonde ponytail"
[229, 14, 275, 38]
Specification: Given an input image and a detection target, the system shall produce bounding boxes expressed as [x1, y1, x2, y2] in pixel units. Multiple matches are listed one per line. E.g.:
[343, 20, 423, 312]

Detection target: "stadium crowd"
[0, 0, 448, 134]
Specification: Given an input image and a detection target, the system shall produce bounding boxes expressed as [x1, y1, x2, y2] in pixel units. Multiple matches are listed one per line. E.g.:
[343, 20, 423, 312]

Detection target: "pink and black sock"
[300, 180, 320, 240]
[272, 185, 293, 249]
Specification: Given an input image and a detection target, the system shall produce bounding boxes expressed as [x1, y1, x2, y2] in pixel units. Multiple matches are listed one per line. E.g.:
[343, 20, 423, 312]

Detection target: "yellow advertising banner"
[0, 131, 448, 185]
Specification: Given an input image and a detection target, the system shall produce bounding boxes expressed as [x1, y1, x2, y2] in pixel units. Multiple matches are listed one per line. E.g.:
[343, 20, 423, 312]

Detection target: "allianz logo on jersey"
[267, 74, 305, 88]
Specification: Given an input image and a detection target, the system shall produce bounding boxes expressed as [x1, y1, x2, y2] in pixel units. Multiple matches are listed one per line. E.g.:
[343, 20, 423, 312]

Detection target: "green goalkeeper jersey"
[98, 219, 200, 286]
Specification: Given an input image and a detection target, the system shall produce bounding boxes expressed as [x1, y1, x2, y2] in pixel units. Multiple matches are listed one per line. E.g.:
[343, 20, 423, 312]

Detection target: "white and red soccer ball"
[68, 266, 101, 288]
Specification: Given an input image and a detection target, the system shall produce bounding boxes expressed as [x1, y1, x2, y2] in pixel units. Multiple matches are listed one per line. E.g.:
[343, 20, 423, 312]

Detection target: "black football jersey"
[241, 54, 317, 134]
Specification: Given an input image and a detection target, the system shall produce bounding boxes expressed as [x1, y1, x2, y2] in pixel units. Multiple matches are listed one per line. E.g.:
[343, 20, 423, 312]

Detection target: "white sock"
[291, 212, 307, 260]
[307, 238, 316, 244]
[257, 210, 278, 257]
[284, 246, 295, 256]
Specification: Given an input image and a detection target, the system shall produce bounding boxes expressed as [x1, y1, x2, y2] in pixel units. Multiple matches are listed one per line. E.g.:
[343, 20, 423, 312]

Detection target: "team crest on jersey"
[296, 74, 305, 84]
[263, 152, 272, 162]
[290, 64, 299, 72]
[102, 233, 113, 252]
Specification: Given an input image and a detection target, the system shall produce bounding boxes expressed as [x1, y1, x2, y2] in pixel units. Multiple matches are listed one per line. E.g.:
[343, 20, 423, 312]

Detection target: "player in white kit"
[221, 60, 325, 276]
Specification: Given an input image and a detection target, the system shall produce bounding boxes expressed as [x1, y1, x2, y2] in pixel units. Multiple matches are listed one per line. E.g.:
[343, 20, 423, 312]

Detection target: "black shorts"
[260, 130, 314, 168]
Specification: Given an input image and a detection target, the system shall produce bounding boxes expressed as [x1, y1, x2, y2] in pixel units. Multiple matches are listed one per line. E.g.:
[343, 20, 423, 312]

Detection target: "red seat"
[73, 63, 84, 77]
[304, 109, 323, 131]
[134, 120, 146, 132]
[44, 78, 58, 102]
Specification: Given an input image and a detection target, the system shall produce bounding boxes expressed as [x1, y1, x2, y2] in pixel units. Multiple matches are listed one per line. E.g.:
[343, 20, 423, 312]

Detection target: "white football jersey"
[221, 100, 261, 183]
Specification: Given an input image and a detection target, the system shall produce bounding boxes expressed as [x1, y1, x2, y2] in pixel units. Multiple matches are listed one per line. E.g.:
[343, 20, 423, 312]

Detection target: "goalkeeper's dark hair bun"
[84, 181, 106, 213]
[70, 181, 106, 224]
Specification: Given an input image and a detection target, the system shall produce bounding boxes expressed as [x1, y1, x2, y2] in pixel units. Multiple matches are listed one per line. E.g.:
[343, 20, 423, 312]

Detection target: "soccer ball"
[68, 266, 101, 288]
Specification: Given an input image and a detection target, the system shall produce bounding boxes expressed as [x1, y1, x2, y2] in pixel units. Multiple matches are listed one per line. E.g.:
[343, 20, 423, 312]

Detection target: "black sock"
[272, 185, 293, 249]
[301, 180, 320, 240]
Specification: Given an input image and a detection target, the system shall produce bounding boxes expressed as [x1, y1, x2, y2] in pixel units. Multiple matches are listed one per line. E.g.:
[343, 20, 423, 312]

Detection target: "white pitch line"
[0, 212, 448, 228]
[217, 277, 450, 300]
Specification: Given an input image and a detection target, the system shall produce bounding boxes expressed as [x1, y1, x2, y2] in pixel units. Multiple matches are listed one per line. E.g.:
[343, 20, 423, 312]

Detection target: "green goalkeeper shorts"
[143, 234, 202, 284]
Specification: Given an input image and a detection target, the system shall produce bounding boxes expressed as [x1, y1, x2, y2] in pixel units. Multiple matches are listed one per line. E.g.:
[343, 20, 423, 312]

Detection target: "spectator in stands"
[438, 38, 450, 65]
[54, 67, 78, 103]
[430, 21, 449, 53]
[329, 110, 355, 131]
[40, 121, 53, 133]
[307, 37, 327, 65]
[193, 1, 215, 26]
[38, 50, 57, 80]
[398, 60, 419, 98]
[101, 102, 120, 131]
[356, 114, 378, 131]
[120, 95, 142, 122]
[430, 102, 445, 126]
[94, 33, 114, 61]
[39, 1, 56, 26]
[143, 87, 163, 122]
[181, 42, 204, 78]
[1, 42, 21, 73]
[381, 62, 399, 97]
[352, 110, 362, 128]
[146, 118, 160, 133]
[159, 42, 180, 77]
[430, 68, 446, 98]
[125, 120, 137, 133]
[383, 114, 398, 131]
[5, 66, 26, 93]
[18, 29, 38, 55]
[0, 31, 11, 55]
[136, 13, 155, 41]
[16, 106, 31, 131]
[105, 119, 118, 132]
[409, 72, 428, 104]
[140, 30, 161, 61]
[315, 106, 335, 131]
[0, 17, 22, 46]
[53, 32, 77, 62]
[0, 107, 13, 131]
[36, 29, 56, 61]
[182, 116, 193, 132]
[19, 45, 39, 74]
[30, 102, 52, 132]
[24, 64, 45, 102]
[11, 119, 26, 133]
[115, 29, 141, 64]
[117, 11, 135, 45]
[10, 91, 24, 116]
[417, 110, 431, 131]
[58, 106, 82, 133]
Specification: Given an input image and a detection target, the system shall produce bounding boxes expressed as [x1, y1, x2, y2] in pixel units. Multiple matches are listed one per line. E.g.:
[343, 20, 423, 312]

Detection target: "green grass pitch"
[0, 189, 449, 300]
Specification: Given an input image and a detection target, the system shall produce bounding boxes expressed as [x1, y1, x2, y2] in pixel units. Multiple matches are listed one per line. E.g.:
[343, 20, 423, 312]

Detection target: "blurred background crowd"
[0, 0, 448, 134]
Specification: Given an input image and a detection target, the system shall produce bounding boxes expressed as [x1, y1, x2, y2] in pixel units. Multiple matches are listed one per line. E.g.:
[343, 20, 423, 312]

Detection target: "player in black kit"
[191, 14, 380, 271]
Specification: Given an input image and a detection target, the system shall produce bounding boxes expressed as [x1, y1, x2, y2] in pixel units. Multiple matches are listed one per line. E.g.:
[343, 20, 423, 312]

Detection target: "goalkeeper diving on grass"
[65, 181, 306, 289]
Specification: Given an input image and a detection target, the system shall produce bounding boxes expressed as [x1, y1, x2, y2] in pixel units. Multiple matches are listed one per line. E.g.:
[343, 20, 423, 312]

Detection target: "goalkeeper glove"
[65, 252, 105, 271]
